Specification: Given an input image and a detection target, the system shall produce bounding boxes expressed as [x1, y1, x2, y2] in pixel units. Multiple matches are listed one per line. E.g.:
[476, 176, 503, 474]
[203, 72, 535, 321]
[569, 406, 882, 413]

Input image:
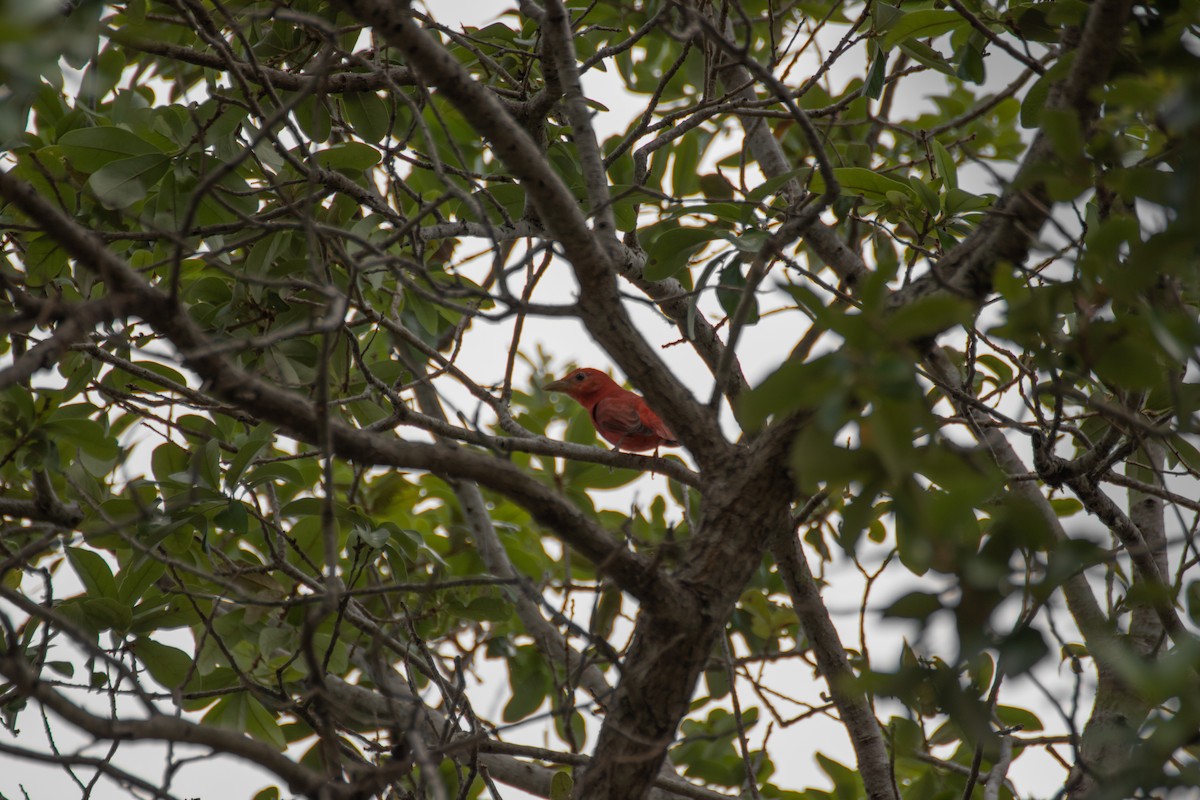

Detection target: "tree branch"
[887, 0, 1134, 312]
[0, 168, 685, 614]
[542, 0, 617, 237]
[106, 29, 416, 92]
[331, 0, 730, 463]
[770, 527, 899, 800]
[0, 649, 333, 798]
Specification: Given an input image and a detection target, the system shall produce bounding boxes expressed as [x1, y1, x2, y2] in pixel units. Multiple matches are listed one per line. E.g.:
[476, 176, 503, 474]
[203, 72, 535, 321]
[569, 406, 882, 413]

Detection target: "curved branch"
[331, 0, 730, 463]
[107, 29, 417, 92]
[0, 650, 333, 798]
[405, 365, 616, 701]
[0, 295, 131, 392]
[713, 53, 870, 290]
[887, 0, 1134, 312]
[0, 740, 181, 800]
[543, 0, 617, 237]
[0, 494, 82, 529]
[0, 168, 685, 614]
[325, 675, 736, 800]
[769, 524, 899, 800]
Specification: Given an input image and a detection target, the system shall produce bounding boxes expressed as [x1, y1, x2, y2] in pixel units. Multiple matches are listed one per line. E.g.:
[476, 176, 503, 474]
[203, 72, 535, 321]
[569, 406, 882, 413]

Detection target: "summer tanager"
[544, 368, 679, 453]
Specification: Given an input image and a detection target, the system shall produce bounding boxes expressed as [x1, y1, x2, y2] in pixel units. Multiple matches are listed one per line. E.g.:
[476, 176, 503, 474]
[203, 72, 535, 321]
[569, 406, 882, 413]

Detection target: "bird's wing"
[591, 395, 650, 436]
[637, 402, 679, 444]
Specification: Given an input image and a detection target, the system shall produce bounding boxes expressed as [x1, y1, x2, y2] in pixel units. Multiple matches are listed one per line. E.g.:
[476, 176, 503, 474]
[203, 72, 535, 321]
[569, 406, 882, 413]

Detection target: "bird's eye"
[574, 373, 585, 381]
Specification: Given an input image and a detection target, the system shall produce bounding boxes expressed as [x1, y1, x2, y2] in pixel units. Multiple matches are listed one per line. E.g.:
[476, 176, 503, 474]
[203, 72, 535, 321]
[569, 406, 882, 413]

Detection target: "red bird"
[543, 368, 679, 453]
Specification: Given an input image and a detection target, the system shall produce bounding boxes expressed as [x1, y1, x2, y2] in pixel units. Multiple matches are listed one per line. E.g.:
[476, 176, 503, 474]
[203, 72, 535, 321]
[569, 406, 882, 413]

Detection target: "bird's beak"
[543, 377, 570, 393]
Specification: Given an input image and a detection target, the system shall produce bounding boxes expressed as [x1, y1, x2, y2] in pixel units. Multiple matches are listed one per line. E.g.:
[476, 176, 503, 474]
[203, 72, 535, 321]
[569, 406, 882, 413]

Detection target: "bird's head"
[543, 368, 615, 401]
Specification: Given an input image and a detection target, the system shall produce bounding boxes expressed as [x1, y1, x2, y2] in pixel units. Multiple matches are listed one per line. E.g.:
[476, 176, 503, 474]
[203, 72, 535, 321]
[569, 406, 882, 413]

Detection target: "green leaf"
[1049, 498, 1082, 518]
[698, 173, 735, 200]
[225, 424, 276, 490]
[944, 187, 992, 216]
[1040, 108, 1085, 162]
[882, 591, 943, 620]
[997, 627, 1049, 676]
[871, 2, 905, 32]
[46, 661, 74, 678]
[816, 752, 864, 795]
[1187, 581, 1200, 627]
[882, 10, 966, 51]
[292, 95, 331, 143]
[889, 716, 925, 757]
[66, 547, 118, 600]
[954, 36, 987, 84]
[898, 40, 958, 77]
[245, 695, 287, 750]
[59, 597, 133, 634]
[80, 47, 126, 102]
[671, 132, 700, 197]
[504, 647, 550, 722]
[737, 354, 838, 431]
[1019, 55, 1074, 129]
[23, 234, 67, 287]
[134, 637, 193, 688]
[976, 353, 1013, 386]
[1084, 320, 1166, 390]
[314, 141, 380, 172]
[82, 598, 134, 633]
[814, 167, 916, 201]
[909, 176, 941, 216]
[719, 230, 771, 254]
[931, 139, 957, 190]
[352, 526, 390, 549]
[58, 126, 162, 172]
[864, 46, 888, 100]
[1020, 73, 1053, 129]
[566, 462, 642, 490]
[995, 704, 1043, 733]
[716, 259, 758, 325]
[645, 226, 722, 280]
[747, 168, 808, 203]
[503, 677, 547, 722]
[202, 694, 287, 750]
[87, 153, 171, 208]
[117, 557, 166, 605]
[343, 92, 391, 143]
[457, 597, 512, 622]
[590, 584, 622, 640]
[885, 295, 972, 340]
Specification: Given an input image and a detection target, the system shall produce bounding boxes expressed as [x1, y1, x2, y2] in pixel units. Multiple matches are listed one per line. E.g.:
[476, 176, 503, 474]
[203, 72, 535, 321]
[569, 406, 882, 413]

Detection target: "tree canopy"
[2, 1, 1199, 799]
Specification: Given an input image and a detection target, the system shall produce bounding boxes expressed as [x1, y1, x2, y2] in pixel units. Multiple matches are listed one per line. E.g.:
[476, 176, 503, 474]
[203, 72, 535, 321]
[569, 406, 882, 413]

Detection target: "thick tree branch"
[331, 0, 730, 463]
[326, 675, 735, 800]
[405, 364, 615, 701]
[0, 469, 79, 535]
[0, 650, 333, 798]
[0, 295, 131, 391]
[770, 527, 899, 800]
[107, 29, 416, 92]
[542, 0, 617, 237]
[1063, 474, 1190, 647]
[887, 0, 1134, 311]
[575, 458, 795, 799]
[0, 168, 685, 614]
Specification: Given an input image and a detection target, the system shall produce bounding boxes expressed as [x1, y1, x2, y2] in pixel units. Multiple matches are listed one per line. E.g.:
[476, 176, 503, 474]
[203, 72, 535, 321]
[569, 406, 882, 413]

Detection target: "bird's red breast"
[543, 368, 679, 453]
